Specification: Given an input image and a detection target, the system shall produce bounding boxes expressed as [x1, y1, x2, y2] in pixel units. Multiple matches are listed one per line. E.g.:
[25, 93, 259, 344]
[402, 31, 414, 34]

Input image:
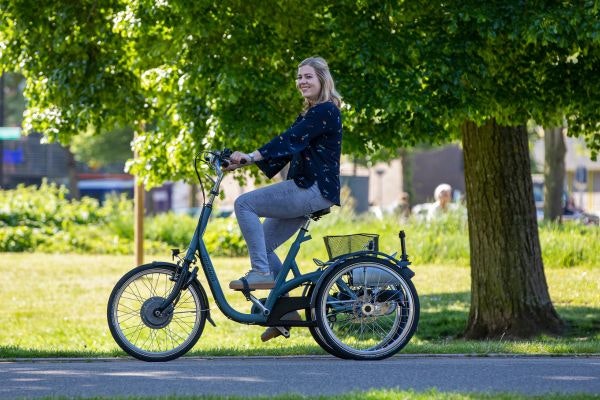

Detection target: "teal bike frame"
[156, 151, 325, 326]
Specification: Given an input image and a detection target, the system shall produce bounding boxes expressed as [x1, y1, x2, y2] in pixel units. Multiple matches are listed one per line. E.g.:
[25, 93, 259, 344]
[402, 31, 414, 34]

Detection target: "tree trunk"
[544, 126, 566, 222]
[399, 148, 413, 207]
[67, 149, 80, 199]
[190, 184, 199, 208]
[462, 119, 564, 339]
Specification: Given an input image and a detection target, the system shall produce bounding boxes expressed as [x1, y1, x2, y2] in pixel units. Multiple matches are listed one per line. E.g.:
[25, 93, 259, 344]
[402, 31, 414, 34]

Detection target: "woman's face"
[296, 65, 321, 102]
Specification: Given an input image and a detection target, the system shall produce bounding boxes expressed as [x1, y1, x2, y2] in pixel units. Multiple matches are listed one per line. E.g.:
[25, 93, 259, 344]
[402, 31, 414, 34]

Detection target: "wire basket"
[323, 233, 379, 259]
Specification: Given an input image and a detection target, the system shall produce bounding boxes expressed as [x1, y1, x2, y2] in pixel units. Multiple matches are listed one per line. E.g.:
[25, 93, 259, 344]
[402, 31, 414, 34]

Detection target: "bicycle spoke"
[108, 266, 207, 361]
[317, 260, 418, 358]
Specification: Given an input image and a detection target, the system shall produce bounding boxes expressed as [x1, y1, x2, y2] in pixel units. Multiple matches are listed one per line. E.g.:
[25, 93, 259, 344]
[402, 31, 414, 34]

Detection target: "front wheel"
[107, 264, 207, 362]
[314, 256, 419, 360]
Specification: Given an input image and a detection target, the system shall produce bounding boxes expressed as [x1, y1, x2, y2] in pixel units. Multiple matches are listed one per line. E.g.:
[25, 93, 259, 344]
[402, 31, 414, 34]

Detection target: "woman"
[225, 57, 342, 339]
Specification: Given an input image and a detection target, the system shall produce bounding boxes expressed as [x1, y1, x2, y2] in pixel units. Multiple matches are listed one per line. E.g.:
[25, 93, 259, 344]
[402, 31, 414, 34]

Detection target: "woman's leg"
[263, 216, 306, 278]
[234, 180, 332, 274]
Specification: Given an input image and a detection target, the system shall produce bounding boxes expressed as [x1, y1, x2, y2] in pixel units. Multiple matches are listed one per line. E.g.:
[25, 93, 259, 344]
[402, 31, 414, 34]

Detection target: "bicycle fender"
[193, 278, 216, 327]
[337, 251, 416, 279]
[309, 257, 351, 310]
[149, 261, 216, 327]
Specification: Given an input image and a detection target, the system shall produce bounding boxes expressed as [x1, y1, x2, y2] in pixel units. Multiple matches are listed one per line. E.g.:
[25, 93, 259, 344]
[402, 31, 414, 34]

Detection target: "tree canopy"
[1, 1, 598, 186]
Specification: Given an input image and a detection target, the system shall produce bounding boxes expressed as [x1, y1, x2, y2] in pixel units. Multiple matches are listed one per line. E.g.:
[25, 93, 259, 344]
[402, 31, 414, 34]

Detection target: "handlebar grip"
[221, 157, 247, 169]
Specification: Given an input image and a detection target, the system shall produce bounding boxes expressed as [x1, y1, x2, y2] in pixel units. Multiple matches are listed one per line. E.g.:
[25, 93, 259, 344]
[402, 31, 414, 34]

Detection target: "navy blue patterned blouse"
[256, 101, 342, 206]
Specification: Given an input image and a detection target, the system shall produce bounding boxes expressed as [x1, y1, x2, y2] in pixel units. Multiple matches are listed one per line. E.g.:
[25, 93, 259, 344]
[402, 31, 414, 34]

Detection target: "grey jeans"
[234, 179, 333, 276]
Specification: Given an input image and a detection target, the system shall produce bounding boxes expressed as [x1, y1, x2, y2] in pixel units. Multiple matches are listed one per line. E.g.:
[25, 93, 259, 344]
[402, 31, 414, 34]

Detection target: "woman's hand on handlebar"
[223, 151, 250, 171]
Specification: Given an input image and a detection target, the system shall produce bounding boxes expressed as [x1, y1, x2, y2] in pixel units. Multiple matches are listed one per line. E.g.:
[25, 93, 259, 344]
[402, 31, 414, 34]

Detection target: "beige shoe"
[229, 270, 275, 290]
[261, 311, 302, 342]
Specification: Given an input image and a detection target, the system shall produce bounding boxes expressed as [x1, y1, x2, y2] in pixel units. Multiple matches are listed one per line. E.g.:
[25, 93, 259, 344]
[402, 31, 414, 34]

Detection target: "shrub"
[144, 211, 247, 257]
[538, 221, 600, 268]
[0, 226, 39, 252]
[0, 182, 133, 253]
[101, 194, 135, 240]
[292, 208, 597, 269]
[145, 212, 196, 248]
[204, 217, 248, 257]
[1, 182, 598, 268]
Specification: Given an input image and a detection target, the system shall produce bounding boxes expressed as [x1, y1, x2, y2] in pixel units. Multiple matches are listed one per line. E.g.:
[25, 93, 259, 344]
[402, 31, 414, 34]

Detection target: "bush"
[146, 211, 248, 257]
[1, 182, 598, 268]
[538, 221, 600, 268]
[0, 226, 39, 252]
[145, 212, 196, 248]
[204, 217, 248, 257]
[0, 181, 106, 229]
[291, 208, 597, 269]
[0, 182, 247, 256]
[102, 194, 134, 240]
[0, 182, 134, 253]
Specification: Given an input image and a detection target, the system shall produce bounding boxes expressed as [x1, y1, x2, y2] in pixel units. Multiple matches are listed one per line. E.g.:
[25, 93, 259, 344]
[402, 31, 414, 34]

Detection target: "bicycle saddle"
[308, 207, 330, 221]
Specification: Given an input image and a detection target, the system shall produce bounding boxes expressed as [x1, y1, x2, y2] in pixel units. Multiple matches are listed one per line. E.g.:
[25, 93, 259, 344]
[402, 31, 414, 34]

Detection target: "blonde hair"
[297, 56, 342, 110]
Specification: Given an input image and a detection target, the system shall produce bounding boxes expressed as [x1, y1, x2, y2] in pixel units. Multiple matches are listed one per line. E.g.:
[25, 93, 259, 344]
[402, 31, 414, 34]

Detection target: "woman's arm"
[258, 102, 340, 160]
[224, 150, 290, 178]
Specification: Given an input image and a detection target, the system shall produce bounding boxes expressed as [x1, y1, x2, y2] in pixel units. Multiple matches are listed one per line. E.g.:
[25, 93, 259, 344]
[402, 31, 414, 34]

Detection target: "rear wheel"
[314, 256, 419, 360]
[303, 283, 348, 358]
[107, 264, 207, 361]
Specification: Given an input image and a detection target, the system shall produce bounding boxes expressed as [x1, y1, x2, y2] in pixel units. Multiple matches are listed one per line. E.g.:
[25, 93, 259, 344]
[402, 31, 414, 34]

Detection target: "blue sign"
[3, 148, 24, 164]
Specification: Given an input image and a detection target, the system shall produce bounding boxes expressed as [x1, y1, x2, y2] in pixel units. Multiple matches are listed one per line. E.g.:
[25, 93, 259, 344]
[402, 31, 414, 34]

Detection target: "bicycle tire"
[302, 283, 349, 359]
[107, 264, 207, 362]
[314, 256, 419, 360]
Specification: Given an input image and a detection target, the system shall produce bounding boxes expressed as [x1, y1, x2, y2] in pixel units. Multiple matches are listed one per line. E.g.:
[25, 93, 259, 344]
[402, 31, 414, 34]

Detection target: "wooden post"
[0, 74, 5, 187]
[134, 130, 144, 266]
[134, 179, 144, 265]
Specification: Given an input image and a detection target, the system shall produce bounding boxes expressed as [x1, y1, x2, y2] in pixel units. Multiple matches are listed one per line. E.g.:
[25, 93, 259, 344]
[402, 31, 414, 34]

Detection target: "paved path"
[1, 356, 599, 398]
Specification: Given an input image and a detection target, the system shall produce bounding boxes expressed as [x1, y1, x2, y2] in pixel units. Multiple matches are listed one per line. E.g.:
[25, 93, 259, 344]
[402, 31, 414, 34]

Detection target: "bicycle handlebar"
[221, 158, 247, 169]
[207, 148, 247, 169]
[196, 148, 248, 206]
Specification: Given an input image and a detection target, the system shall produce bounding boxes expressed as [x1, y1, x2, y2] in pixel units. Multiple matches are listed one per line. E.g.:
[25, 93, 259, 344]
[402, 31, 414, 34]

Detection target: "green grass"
[0, 252, 598, 358]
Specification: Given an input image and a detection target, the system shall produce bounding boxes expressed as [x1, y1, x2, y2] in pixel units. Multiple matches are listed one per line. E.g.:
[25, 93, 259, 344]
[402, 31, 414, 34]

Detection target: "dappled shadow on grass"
[557, 305, 600, 339]
[416, 291, 600, 341]
[416, 292, 470, 341]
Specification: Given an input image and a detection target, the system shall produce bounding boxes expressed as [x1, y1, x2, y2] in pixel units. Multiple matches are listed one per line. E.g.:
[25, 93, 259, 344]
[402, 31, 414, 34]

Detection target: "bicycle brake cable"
[193, 151, 207, 206]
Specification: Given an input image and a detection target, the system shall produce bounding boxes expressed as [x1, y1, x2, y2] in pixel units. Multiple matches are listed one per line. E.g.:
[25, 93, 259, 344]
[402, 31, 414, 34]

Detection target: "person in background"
[427, 183, 453, 220]
[394, 191, 411, 221]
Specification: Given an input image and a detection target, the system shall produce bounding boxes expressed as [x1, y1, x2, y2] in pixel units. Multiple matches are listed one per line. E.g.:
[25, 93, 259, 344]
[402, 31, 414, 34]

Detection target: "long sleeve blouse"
[256, 101, 342, 206]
